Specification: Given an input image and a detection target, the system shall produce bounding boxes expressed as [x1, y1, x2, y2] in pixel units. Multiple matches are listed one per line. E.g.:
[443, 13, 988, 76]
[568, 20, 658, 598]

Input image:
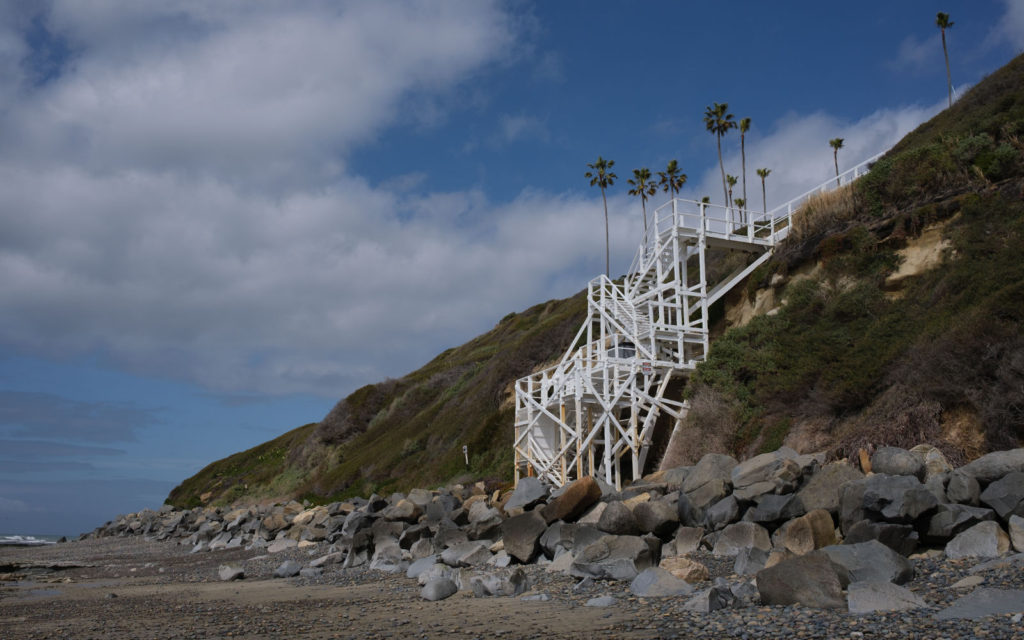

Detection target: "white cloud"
[891, 33, 939, 71]
[683, 99, 945, 212]
[992, 0, 1024, 51]
[500, 114, 549, 143]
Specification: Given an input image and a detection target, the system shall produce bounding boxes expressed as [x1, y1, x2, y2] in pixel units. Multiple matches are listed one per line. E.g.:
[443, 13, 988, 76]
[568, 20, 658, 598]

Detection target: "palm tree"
[829, 138, 844, 186]
[726, 174, 738, 223]
[756, 167, 771, 215]
[658, 159, 687, 203]
[937, 12, 954, 108]
[739, 117, 751, 206]
[585, 156, 617, 278]
[704, 102, 737, 207]
[734, 198, 746, 220]
[627, 168, 658, 235]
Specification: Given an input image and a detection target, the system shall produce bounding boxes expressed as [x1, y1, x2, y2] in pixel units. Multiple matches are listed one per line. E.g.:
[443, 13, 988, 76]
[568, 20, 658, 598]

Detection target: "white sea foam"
[0, 534, 60, 546]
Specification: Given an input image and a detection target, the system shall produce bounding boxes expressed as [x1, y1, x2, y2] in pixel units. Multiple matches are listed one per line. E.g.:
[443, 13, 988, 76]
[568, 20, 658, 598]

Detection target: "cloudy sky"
[1, 1, 1022, 535]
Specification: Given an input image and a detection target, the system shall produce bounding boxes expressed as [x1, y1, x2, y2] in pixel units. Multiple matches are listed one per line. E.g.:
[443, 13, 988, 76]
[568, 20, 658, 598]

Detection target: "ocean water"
[0, 534, 61, 546]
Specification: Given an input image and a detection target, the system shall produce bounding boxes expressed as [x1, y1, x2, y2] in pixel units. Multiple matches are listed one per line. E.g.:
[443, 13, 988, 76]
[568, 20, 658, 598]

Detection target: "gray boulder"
[469, 568, 528, 597]
[500, 510, 547, 563]
[926, 504, 996, 542]
[959, 449, 1024, 483]
[839, 479, 867, 535]
[440, 541, 492, 567]
[871, 447, 924, 479]
[505, 477, 549, 512]
[946, 470, 981, 506]
[847, 581, 929, 614]
[798, 461, 864, 516]
[712, 522, 771, 557]
[945, 521, 1011, 559]
[681, 586, 734, 612]
[673, 526, 705, 554]
[421, 578, 458, 602]
[686, 478, 730, 512]
[862, 474, 938, 523]
[733, 546, 769, 576]
[1010, 515, 1024, 552]
[704, 495, 740, 531]
[406, 555, 440, 580]
[539, 522, 577, 559]
[744, 493, 805, 525]
[979, 471, 1024, 520]
[682, 453, 738, 494]
[369, 540, 404, 573]
[755, 551, 850, 609]
[843, 519, 919, 556]
[633, 500, 678, 538]
[629, 567, 694, 597]
[597, 501, 639, 536]
[273, 560, 302, 578]
[570, 535, 653, 581]
[935, 588, 1024, 620]
[730, 447, 799, 490]
[821, 540, 914, 584]
[541, 476, 602, 523]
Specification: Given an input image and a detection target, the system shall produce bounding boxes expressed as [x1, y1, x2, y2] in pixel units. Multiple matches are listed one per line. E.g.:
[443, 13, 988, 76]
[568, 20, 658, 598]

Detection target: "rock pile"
[90, 445, 1024, 614]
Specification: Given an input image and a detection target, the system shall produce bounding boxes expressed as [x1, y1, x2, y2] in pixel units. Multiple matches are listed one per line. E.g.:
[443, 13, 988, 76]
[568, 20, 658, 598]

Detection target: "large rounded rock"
[979, 471, 1024, 520]
[421, 578, 458, 601]
[820, 540, 914, 584]
[871, 447, 924, 480]
[500, 510, 547, 563]
[945, 521, 1011, 559]
[730, 447, 799, 490]
[505, 477, 549, 512]
[682, 453, 738, 494]
[570, 535, 653, 581]
[862, 474, 938, 523]
[712, 522, 771, 557]
[629, 567, 694, 597]
[959, 449, 1024, 483]
[780, 509, 837, 555]
[755, 551, 850, 609]
[633, 500, 679, 538]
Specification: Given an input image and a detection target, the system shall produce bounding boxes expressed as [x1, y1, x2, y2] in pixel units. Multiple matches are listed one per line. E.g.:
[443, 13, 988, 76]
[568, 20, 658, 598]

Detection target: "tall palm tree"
[937, 12, 954, 108]
[658, 159, 687, 203]
[627, 168, 658, 235]
[756, 167, 771, 215]
[829, 138, 844, 186]
[739, 117, 751, 206]
[704, 102, 737, 207]
[585, 156, 617, 278]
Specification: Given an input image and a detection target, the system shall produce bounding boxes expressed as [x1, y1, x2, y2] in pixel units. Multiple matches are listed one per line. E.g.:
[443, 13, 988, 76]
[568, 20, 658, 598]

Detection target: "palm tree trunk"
[740, 135, 747, 225]
[834, 150, 840, 187]
[761, 178, 767, 216]
[641, 200, 648, 237]
[717, 134, 728, 221]
[942, 30, 952, 108]
[602, 187, 610, 278]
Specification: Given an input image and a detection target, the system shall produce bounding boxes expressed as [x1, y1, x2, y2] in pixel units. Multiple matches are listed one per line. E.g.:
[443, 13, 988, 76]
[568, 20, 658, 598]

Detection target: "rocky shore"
[3, 445, 1024, 639]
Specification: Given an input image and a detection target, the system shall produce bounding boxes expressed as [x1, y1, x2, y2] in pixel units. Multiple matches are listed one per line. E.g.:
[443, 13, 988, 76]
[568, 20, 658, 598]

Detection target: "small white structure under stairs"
[513, 155, 881, 490]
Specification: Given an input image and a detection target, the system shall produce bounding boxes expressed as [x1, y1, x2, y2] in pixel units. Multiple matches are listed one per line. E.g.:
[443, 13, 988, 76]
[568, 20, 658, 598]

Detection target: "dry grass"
[787, 184, 858, 245]
[659, 386, 738, 468]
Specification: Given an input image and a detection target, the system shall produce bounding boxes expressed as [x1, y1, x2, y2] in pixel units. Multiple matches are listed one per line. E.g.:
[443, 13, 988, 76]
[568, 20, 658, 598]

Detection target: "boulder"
[633, 500, 679, 538]
[629, 567, 694, 597]
[383, 499, 422, 523]
[798, 461, 864, 516]
[676, 491, 704, 527]
[925, 504, 996, 542]
[959, 449, 1024, 484]
[712, 522, 771, 557]
[945, 521, 1011, 559]
[541, 476, 601, 523]
[584, 595, 617, 607]
[871, 447, 924, 479]
[755, 552, 850, 609]
[680, 586, 734, 612]
[505, 477, 549, 512]
[843, 519, 919, 556]
[733, 546, 769, 576]
[597, 501, 640, 536]
[847, 581, 929, 614]
[539, 522, 577, 559]
[421, 578, 458, 601]
[744, 493, 805, 525]
[659, 555, 709, 583]
[369, 540, 404, 573]
[862, 473, 939, 523]
[440, 542, 492, 567]
[979, 471, 1024, 520]
[407, 488, 434, 507]
[406, 555, 440, 580]
[838, 480, 867, 535]
[934, 588, 1024, 620]
[909, 444, 953, 481]
[267, 538, 298, 554]
[1010, 515, 1024, 552]
[273, 560, 302, 578]
[780, 509, 837, 555]
[946, 470, 981, 506]
[570, 535, 653, 581]
[682, 453, 738, 494]
[218, 565, 244, 581]
[673, 526, 704, 554]
[703, 495, 740, 531]
[500, 510, 547, 563]
[730, 447, 799, 490]
[821, 540, 914, 584]
[685, 478, 730, 512]
[469, 568, 528, 597]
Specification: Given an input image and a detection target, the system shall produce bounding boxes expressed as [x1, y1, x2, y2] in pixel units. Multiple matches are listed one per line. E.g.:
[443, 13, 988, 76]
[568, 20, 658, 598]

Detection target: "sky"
[1, 1, 1022, 536]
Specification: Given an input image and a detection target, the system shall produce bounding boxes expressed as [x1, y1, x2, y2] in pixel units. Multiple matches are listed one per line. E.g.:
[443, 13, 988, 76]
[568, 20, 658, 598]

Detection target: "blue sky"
[1, 1, 1022, 536]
